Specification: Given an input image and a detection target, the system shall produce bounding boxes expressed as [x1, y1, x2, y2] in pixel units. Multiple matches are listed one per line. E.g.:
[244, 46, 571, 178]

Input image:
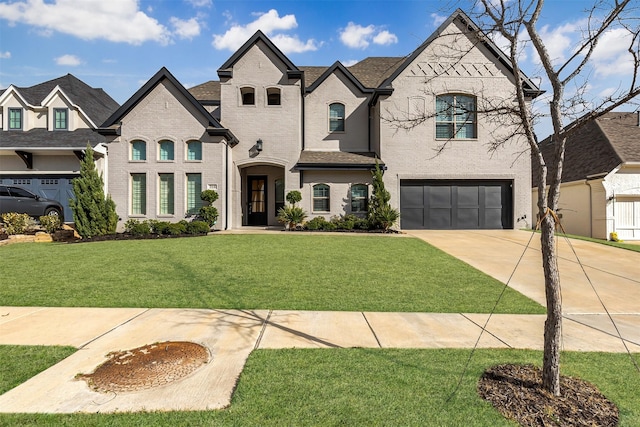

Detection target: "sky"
[0, 0, 637, 138]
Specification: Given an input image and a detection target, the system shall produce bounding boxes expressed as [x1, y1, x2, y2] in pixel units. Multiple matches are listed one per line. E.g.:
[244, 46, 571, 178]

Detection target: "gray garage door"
[0, 175, 78, 222]
[400, 180, 513, 229]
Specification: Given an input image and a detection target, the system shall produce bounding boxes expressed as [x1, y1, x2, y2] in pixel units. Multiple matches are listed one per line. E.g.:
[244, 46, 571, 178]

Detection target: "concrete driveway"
[407, 229, 640, 354]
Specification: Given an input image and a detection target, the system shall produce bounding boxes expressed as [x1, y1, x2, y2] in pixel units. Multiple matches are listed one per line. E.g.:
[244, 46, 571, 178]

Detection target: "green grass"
[1, 347, 638, 426]
[0, 346, 76, 395]
[0, 234, 543, 314]
[556, 233, 640, 253]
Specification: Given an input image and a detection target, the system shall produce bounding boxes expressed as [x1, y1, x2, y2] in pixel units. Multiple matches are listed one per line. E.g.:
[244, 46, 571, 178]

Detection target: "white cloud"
[430, 13, 447, 27]
[342, 59, 359, 67]
[186, 0, 212, 7]
[373, 30, 398, 46]
[340, 22, 397, 49]
[212, 9, 318, 53]
[0, 51, 10, 59]
[592, 28, 636, 77]
[0, 0, 171, 45]
[55, 54, 82, 66]
[535, 20, 586, 66]
[171, 17, 201, 40]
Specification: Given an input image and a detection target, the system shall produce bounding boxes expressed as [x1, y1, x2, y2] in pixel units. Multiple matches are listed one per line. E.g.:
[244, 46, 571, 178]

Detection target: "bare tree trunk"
[540, 214, 561, 395]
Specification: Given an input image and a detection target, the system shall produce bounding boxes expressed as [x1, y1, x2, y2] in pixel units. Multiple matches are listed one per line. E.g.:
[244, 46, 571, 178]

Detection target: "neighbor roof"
[0, 128, 104, 149]
[188, 81, 221, 104]
[2, 74, 119, 126]
[536, 112, 640, 184]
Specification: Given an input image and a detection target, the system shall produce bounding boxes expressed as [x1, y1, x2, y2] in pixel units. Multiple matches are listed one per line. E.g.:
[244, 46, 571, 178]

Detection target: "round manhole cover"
[78, 341, 209, 393]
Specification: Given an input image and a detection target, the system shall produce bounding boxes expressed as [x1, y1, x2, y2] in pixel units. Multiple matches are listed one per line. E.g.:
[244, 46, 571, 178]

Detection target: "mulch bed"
[478, 364, 618, 426]
[78, 341, 209, 393]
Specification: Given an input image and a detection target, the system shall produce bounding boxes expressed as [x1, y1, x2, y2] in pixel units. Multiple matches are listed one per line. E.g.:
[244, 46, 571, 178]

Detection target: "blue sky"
[0, 0, 637, 138]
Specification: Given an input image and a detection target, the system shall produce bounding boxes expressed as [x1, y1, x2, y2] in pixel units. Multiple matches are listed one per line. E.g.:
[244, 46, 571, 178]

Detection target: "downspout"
[225, 140, 230, 230]
[300, 72, 306, 151]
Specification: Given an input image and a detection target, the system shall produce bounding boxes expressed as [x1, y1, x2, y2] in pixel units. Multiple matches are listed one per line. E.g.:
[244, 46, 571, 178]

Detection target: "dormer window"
[240, 87, 255, 105]
[267, 88, 281, 106]
[8, 108, 22, 130]
[54, 108, 68, 130]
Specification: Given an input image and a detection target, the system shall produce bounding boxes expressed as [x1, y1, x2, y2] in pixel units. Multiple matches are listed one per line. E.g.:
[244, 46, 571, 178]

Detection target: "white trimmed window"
[131, 173, 146, 215]
[131, 140, 146, 161]
[313, 184, 330, 212]
[329, 103, 345, 132]
[435, 94, 476, 139]
[186, 173, 202, 215]
[351, 184, 368, 213]
[159, 173, 174, 215]
[8, 108, 22, 130]
[186, 140, 202, 161]
[159, 140, 174, 161]
[54, 108, 68, 130]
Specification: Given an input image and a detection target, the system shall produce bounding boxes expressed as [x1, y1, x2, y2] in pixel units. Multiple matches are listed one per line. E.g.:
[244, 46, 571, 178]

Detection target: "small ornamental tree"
[69, 145, 118, 239]
[199, 189, 219, 227]
[368, 162, 399, 231]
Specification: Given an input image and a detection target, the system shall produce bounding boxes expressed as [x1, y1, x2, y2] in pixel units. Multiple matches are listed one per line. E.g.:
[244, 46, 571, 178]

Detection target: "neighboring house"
[0, 74, 119, 220]
[533, 112, 640, 240]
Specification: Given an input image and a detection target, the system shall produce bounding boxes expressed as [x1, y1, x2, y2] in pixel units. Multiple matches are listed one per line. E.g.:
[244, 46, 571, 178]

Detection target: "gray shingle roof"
[12, 74, 119, 126]
[536, 112, 640, 184]
[188, 81, 220, 103]
[295, 151, 383, 170]
[347, 57, 405, 88]
[0, 128, 104, 149]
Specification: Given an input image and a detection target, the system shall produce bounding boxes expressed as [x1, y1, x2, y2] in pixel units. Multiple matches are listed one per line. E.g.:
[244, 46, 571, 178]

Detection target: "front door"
[247, 176, 267, 225]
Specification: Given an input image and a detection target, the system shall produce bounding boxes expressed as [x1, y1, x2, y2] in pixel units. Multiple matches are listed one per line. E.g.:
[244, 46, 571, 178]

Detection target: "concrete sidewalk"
[1, 305, 639, 413]
[1, 229, 639, 413]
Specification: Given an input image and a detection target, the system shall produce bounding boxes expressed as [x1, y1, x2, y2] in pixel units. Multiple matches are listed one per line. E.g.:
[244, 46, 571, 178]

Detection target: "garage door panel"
[400, 180, 512, 230]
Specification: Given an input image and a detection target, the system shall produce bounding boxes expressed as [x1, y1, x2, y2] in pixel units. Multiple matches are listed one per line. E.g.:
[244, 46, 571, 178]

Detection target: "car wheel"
[45, 207, 61, 218]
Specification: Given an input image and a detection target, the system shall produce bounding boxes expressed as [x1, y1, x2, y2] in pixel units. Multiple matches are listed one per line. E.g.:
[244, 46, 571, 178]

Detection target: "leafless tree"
[386, 0, 639, 396]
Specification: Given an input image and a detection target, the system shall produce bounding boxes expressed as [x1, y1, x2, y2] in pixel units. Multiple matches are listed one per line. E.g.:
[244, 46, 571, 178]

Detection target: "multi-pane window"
[240, 87, 255, 105]
[54, 108, 68, 130]
[351, 184, 368, 213]
[8, 108, 22, 130]
[313, 184, 330, 212]
[131, 140, 146, 161]
[159, 140, 174, 161]
[186, 173, 202, 215]
[159, 173, 174, 215]
[329, 103, 345, 132]
[131, 174, 146, 215]
[435, 94, 476, 139]
[267, 88, 281, 105]
[186, 140, 202, 161]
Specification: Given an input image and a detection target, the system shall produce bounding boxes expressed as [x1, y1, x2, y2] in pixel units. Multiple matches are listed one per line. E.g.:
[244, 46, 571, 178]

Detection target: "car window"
[0, 186, 10, 197]
[9, 187, 36, 198]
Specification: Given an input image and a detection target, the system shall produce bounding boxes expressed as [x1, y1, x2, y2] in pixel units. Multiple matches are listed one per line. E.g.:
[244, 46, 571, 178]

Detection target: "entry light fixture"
[256, 139, 263, 152]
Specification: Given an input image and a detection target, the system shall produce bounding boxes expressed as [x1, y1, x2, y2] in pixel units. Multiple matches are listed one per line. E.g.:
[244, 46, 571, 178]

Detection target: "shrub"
[39, 215, 62, 233]
[368, 161, 399, 231]
[69, 145, 118, 239]
[124, 219, 152, 236]
[305, 216, 328, 231]
[331, 214, 360, 230]
[286, 190, 302, 205]
[1, 212, 34, 235]
[376, 204, 400, 231]
[277, 205, 307, 230]
[165, 222, 186, 235]
[186, 220, 210, 234]
[199, 206, 219, 227]
[200, 189, 219, 204]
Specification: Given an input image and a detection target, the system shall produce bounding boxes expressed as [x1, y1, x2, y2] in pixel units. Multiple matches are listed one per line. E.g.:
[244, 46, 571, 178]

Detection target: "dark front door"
[247, 176, 267, 226]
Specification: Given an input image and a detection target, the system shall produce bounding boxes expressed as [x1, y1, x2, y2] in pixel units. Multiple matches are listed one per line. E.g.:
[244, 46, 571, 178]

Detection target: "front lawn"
[0, 234, 543, 313]
[1, 347, 638, 426]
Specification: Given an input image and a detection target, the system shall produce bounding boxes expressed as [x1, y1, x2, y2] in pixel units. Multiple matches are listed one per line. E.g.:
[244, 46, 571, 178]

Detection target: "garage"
[400, 180, 513, 229]
[0, 175, 77, 222]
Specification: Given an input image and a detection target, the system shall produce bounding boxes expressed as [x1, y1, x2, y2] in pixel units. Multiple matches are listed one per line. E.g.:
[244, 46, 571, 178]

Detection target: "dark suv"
[0, 185, 64, 221]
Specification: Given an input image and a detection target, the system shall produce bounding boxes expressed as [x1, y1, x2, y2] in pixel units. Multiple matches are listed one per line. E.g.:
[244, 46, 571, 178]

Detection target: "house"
[0, 74, 119, 220]
[104, 9, 540, 231]
[533, 112, 640, 240]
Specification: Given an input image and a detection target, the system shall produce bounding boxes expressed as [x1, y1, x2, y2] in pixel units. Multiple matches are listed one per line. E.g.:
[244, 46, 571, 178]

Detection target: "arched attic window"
[240, 87, 255, 105]
[267, 87, 281, 105]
